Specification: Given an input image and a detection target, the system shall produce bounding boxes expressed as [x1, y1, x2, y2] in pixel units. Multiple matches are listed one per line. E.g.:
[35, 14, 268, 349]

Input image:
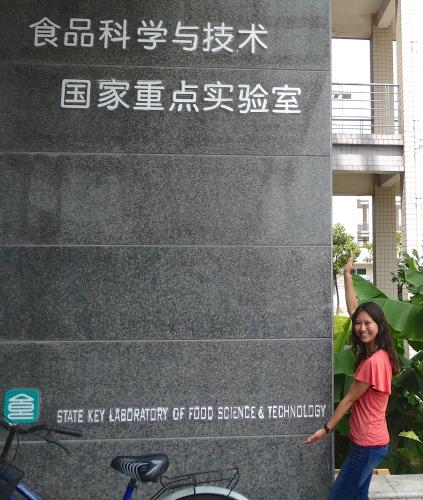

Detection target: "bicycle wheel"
[177, 495, 233, 499]
[159, 485, 249, 499]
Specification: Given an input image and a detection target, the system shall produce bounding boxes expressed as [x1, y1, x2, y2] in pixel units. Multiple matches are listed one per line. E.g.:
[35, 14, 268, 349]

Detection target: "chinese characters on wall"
[61, 78, 302, 113]
[30, 17, 268, 53]
[29, 17, 304, 116]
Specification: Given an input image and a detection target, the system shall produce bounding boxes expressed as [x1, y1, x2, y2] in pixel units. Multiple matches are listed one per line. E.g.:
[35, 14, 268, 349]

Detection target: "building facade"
[333, 0, 423, 298]
[0, 1, 332, 498]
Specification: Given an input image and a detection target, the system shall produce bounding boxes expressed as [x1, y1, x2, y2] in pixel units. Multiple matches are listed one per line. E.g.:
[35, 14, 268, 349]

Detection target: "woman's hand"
[304, 428, 327, 444]
[344, 253, 354, 275]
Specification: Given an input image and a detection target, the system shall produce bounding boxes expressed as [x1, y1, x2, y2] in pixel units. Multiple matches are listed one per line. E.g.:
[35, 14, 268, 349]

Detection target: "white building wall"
[370, 23, 398, 297]
[396, 0, 423, 256]
[373, 185, 398, 297]
[332, 144, 403, 172]
[372, 24, 395, 134]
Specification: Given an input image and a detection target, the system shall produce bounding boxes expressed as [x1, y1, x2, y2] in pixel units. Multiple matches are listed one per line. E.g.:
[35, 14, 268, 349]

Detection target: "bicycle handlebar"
[0, 421, 82, 438]
[52, 426, 82, 437]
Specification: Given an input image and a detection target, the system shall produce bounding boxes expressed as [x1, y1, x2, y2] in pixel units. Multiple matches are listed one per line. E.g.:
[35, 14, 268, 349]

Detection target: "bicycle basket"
[0, 459, 25, 498]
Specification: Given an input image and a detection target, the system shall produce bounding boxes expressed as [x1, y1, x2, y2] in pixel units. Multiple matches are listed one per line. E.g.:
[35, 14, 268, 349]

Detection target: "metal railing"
[332, 82, 400, 135]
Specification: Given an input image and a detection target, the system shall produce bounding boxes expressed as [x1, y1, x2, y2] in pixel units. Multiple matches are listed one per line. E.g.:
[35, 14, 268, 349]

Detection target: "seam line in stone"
[0, 151, 330, 158]
[0, 61, 330, 73]
[17, 433, 317, 445]
[0, 338, 332, 344]
[0, 244, 331, 248]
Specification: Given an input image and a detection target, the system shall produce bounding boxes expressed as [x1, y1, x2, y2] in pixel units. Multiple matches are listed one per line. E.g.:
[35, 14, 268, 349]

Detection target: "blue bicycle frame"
[122, 479, 137, 500]
[7, 478, 129, 500]
[0, 422, 82, 500]
[12, 481, 43, 500]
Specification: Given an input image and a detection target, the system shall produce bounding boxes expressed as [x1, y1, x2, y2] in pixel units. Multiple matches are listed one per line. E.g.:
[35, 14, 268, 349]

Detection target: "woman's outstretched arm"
[344, 254, 358, 317]
[304, 380, 369, 444]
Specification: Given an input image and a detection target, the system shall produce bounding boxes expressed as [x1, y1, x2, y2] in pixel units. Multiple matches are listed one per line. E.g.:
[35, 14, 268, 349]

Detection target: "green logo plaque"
[3, 388, 40, 424]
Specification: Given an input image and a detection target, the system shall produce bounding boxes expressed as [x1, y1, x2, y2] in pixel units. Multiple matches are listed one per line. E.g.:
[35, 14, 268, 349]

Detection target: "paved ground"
[369, 474, 423, 499]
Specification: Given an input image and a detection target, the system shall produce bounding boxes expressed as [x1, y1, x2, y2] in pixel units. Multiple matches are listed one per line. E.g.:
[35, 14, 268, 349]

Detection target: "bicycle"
[0, 420, 82, 500]
[1, 420, 249, 499]
[111, 454, 249, 499]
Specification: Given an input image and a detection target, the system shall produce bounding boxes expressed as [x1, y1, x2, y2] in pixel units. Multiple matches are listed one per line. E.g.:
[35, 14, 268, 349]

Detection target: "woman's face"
[353, 311, 379, 351]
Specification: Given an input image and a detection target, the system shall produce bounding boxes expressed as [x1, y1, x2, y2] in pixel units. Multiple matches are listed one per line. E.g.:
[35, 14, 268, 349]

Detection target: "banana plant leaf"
[370, 298, 423, 340]
[382, 436, 423, 473]
[352, 274, 423, 341]
[388, 393, 423, 433]
[392, 330, 405, 357]
[334, 317, 351, 353]
[335, 414, 349, 437]
[409, 340, 423, 351]
[334, 348, 355, 375]
[351, 274, 387, 299]
[406, 254, 421, 271]
[394, 351, 423, 397]
[411, 295, 423, 305]
[334, 373, 354, 403]
[405, 269, 423, 294]
[334, 374, 344, 403]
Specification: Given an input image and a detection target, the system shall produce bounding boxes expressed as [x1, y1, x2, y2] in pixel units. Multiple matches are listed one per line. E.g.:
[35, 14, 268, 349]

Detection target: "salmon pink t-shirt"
[349, 349, 392, 446]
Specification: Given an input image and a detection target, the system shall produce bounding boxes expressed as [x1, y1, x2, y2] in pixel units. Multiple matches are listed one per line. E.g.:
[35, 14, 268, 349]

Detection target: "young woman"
[305, 256, 400, 500]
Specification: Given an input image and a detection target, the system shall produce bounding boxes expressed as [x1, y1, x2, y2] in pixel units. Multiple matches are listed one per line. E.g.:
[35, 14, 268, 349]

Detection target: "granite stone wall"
[0, 1, 332, 498]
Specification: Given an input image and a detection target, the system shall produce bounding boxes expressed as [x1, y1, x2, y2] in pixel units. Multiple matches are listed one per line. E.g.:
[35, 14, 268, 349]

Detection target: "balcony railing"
[332, 82, 400, 135]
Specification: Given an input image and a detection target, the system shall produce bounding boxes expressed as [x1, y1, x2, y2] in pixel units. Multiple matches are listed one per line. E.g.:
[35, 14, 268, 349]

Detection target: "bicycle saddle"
[111, 453, 169, 483]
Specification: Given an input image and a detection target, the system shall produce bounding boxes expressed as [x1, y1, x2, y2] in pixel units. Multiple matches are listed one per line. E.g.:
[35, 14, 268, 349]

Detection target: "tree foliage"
[332, 223, 361, 314]
[392, 249, 423, 301]
[362, 241, 373, 263]
[332, 223, 361, 277]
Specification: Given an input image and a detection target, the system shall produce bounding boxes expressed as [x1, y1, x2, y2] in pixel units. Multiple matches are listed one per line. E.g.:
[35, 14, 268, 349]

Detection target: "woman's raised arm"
[344, 254, 358, 317]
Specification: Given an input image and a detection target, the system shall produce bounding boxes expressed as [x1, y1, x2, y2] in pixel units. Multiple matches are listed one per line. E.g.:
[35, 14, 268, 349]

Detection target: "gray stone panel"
[0, 65, 330, 155]
[0, 340, 331, 439]
[8, 436, 333, 499]
[0, 0, 330, 71]
[0, 246, 332, 341]
[0, 154, 331, 246]
[0, 0, 332, 498]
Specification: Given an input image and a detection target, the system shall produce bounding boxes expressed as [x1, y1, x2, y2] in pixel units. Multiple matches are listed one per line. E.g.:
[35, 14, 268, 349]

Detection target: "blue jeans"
[329, 442, 389, 500]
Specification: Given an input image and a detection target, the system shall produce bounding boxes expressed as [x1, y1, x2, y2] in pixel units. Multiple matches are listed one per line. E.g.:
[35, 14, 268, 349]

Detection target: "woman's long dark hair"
[351, 302, 400, 374]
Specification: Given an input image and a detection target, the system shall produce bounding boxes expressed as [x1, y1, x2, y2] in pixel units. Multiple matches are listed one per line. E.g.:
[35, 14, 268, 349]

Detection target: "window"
[352, 268, 367, 276]
[333, 93, 352, 100]
[357, 198, 370, 243]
